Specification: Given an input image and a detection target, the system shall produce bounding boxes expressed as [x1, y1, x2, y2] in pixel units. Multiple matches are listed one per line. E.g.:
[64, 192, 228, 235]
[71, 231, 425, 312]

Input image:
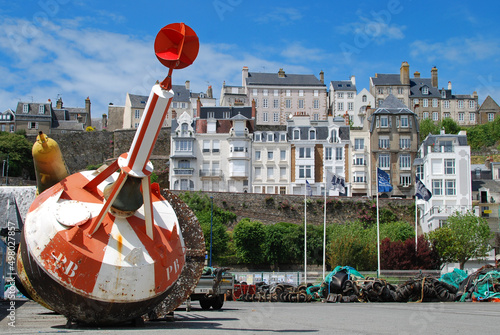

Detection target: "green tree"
[439, 118, 461, 134]
[427, 211, 493, 269]
[380, 221, 415, 242]
[0, 131, 34, 179]
[264, 222, 302, 266]
[233, 218, 266, 264]
[419, 118, 440, 142]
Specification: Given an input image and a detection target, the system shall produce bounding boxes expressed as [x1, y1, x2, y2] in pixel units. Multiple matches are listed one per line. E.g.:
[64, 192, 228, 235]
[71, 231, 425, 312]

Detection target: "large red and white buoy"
[16, 23, 204, 324]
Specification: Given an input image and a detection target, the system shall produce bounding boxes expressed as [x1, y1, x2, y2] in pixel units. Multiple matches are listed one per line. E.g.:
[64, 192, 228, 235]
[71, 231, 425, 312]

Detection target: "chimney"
[196, 97, 202, 118]
[278, 68, 285, 78]
[56, 97, 63, 109]
[85, 97, 91, 127]
[448, 81, 452, 90]
[350, 75, 356, 86]
[414, 71, 420, 78]
[251, 99, 256, 119]
[485, 156, 492, 170]
[431, 66, 438, 88]
[85, 97, 91, 114]
[400, 61, 410, 85]
[319, 70, 324, 84]
[185, 80, 190, 90]
[242, 66, 249, 86]
[102, 114, 108, 129]
[207, 85, 213, 98]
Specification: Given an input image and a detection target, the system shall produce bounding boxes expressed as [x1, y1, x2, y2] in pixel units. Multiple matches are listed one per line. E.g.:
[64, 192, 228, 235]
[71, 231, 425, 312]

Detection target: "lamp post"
[209, 196, 214, 267]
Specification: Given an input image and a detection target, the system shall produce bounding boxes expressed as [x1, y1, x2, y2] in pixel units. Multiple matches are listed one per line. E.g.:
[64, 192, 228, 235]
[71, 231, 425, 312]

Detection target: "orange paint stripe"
[127, 93, 160, 170]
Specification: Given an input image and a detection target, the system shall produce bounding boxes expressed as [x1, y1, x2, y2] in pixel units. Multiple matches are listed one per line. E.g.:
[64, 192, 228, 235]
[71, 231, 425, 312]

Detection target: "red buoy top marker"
[154, 22, 199, 70]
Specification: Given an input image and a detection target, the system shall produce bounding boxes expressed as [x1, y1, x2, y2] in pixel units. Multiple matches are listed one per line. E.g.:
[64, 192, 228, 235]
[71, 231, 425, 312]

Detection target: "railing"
[199, 169, 223, 177]
[173, 168, 194, 176]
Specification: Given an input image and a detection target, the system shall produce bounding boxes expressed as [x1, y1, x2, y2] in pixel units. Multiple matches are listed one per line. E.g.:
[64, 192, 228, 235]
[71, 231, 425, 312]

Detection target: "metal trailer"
[188, 268, 234, 310]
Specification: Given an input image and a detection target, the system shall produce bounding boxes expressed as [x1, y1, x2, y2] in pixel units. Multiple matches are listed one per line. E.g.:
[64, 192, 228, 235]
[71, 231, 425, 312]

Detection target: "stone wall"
[171, 190, 415, 227]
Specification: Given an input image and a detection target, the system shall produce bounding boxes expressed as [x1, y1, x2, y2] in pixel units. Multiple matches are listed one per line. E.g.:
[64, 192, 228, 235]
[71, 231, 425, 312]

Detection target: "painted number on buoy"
[51, 252, 78, 277]
[166, 258, 180, 281]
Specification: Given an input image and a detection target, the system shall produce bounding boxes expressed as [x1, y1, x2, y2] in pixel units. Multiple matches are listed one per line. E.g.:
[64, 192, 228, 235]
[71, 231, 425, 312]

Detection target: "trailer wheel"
[211, 295, 224, 310]
[200, 298, 212, 310]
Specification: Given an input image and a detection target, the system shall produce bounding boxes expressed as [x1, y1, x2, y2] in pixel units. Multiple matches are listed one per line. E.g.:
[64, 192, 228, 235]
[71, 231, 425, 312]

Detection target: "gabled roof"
[410, 78, 440, 98]
[479, 96, 500, 112]
[246, 72, 325, 87]
[172, 84, 190, 102]
[371, 74, 402, 86]
[330, 80, 356, 91]
[128, 94, 149, 108]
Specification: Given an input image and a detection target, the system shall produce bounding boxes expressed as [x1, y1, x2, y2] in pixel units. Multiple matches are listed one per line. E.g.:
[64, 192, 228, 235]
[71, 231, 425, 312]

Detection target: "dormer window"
[267, 133, 274, 142]
[38, 105, 44, 114]
[181, 123, 188, 136]
[309, 129, 316, 140]
[23, 104, 29, 113]
[207, 112, 215, 119]
[330, 129, 338, 142]
[422, 86, 429, 95]
[293, 129, 300, 140]
[254, 133, 261, 141]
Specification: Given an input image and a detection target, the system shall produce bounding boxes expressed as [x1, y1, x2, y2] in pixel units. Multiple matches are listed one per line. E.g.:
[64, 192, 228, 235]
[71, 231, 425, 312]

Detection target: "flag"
[305, 180, 312, 196]
[326, 170, 346, 194]
[377, 168, 393, 192]
[415, 177, 432, 201]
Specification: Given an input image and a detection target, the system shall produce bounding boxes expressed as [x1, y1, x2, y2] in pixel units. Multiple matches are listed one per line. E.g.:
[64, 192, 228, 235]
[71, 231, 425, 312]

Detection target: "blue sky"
[1, 0, 500, 118]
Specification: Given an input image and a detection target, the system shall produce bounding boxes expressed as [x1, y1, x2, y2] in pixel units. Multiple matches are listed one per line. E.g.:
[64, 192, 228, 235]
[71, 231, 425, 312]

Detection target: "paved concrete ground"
[1, 299, 499, 334]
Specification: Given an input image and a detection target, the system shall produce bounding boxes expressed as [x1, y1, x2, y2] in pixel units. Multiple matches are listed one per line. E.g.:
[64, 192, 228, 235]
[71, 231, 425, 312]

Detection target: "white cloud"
[280, 42, 329, 63]
[410, 36, 500, 64]
[337, 15, 406, 45]
[254, 7, 303, 25]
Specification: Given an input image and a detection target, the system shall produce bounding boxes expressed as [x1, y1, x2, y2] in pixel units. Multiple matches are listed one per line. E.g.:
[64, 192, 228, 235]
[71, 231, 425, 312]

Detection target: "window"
[267, 133, 274, 142]
[255, 167, 262, 178]
[470, 113, 476, 122]
[173, 102, 178, 108]
[423, 112, 429, 119]
[399, 137, 411, 149]
[272, 113, 278, 122]
[489, 113, 495, 122]
[263, 98, 268, 108]
[338, 102, 344, 111]
[413, 99, 419, 106]
[469, 100, 475, 109]
[267, 150, 274, 160]
[175, 140, 192, 151]
[379, 154, 390, 168]
[348, 102, 353, 111]
[255, 150, 261, 160]
[379, 137, 389, 149]
[445, 159, 455, 174]
[273, 99, 279, 108]
[399, 154, 411, 169]
[263, 89, 268, 96]
[314, 90, 319, 97]
[181, 123, 189, 136]
[444, 100, 450, 109]
[280, 167, 286, 179]
[423, 99, 428, 107]
[432, 112, 438, 121]
[354, 156, 364, 166]
[28, 122, 38, 129]
[267, 167, 274, 179]
[398, 87, 404, 95]
[422, 86, 429, 95]
[286, 90, 291, 97]
[348, 92, 354, 99]
[362, 95, 367, 102]
[400, 115, 409, 128]
[213, 140, 220, 153]
[299, 99, 304, 109]
[335, 147, 343, 160]
[203, 141, 210, 152]
[309, 129, 316, 140]
[299, 147, 311, 158]
[207, 112, 215, 118]
[178, 160, 190, 169]
[223, 111, 230, 119]
[134, 123, 139, 128]
[135, 109, 140, 119]
[458, 113, 464, 121]
[354, 172, 366, 183]
[39, 105, 45, 114]
[432, 99, 438, 107]
[280, 150, 286, 160]
[378, 88, 384, 94]
[299, 90, 304, 97]
[253, 89, 258, 96]
[325, 147, 332, 160]
[299, 165, 312, 178]
[337, 92, 344, 98]
[280, 133, 287, 141]
[254, 133, 261, 141]
[432, 179, 442, 196]
[400, 175, 411, 187]
[274, 90, 279, 96]
[313, 113, 319, 121]
[444, 112, 450, 119]
[445, 179, 456, 195]
[313, 100, 319, 109]
[416, 165, 423, 180]
[23, 104, 29, 113]
[263, 112, 268, 122]
[286, 99, 291, 108]
[458, 100, 464, 109]
[293, 129, 300, 139]
[354, 138, 364, 150]
[254, 99, 258, 108]
[380, 116, 388, 127]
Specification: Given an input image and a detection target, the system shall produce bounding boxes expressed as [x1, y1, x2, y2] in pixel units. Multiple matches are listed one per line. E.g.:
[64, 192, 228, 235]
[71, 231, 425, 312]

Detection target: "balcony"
[173, 168, 194, 176]
[199, 169, 223, 178]
[228, 147, 250, 159]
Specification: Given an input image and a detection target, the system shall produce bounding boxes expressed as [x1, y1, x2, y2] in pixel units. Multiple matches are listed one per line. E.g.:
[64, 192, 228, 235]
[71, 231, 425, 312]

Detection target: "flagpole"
[323, 171, 327, 280]
[415, 195, 418, 252]
[304, 182, 307, 284]
[376, 171, 381, 279]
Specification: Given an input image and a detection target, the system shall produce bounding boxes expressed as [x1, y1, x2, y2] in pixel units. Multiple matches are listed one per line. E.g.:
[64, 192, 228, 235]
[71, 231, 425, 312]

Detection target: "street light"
[209, 196, 214, 267]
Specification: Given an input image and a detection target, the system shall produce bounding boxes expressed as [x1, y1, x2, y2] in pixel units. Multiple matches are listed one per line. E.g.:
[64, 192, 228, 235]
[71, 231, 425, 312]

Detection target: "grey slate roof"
[472, 180, 500, 193]
[369, 94, 418, 133]
[330, 80, 356, 91]
[172, 84, 190, 102]
[410, 78, 440, 98]
[371, 74, 402, 86]
[128, 94, 149, 108]
[246, 72, 325, 87]
[199, 106, 253, 119]
[420, 132, 469, 156]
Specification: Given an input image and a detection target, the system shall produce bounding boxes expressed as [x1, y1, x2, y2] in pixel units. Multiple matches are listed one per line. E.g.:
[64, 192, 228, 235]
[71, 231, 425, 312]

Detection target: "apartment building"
[352, 88, 375, 128]
[349, 115, 372, 196]
[415, 130, 471, 233]
[440, 81, 478, 126]
[0, 109, 15, 133]
[369, 95, 420, 198]
[328, 77, 357, 120]
[477, 95, 500, 124]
